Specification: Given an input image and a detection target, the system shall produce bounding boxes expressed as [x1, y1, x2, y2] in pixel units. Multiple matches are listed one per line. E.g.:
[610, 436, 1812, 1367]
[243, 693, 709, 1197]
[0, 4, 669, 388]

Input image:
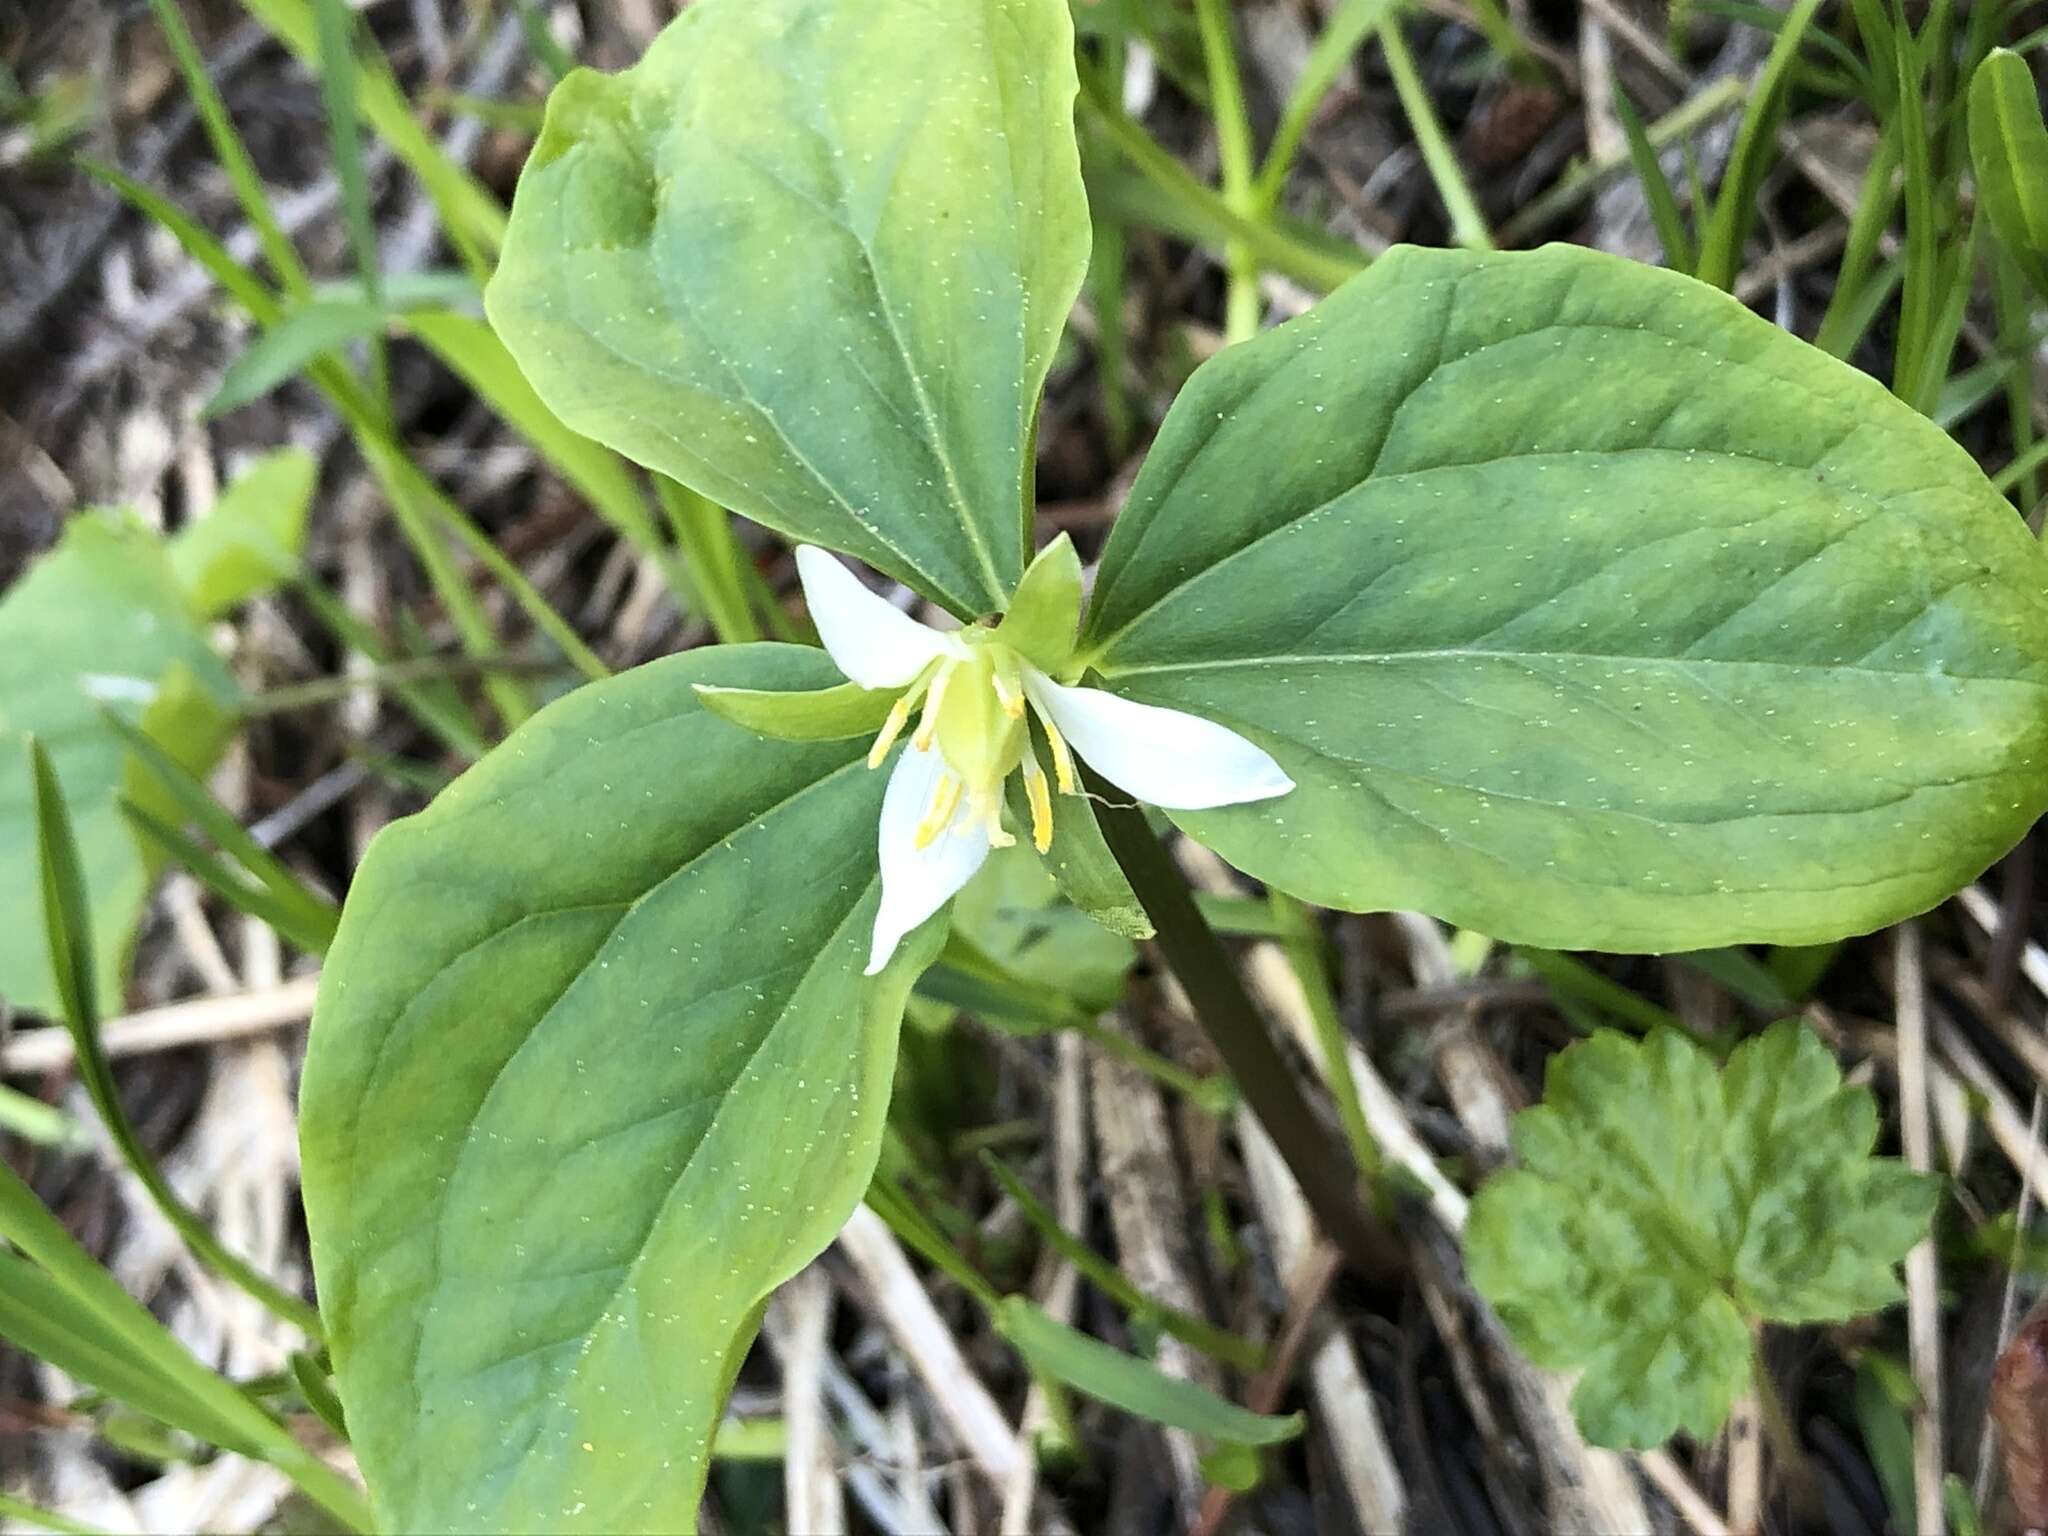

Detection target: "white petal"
[1023, 671, 1295, 811]
[866, 739, 990, 975]
[795, 545, 950, 690]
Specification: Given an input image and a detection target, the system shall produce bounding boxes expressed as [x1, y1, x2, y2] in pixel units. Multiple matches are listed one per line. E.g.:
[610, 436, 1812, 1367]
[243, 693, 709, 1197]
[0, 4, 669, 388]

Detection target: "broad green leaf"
[1969, 50, 2048, 300]
[1464, 1023, 1937, 1448]
[485, 0, 1091, 618]
[302, 645, 940, 1534]
[0, 512, 238, 1014]
[993, 1296, 1301, 1445]
[204, 299, 386, 417]
[167, 448, 315, 616]
[692, 680, 896, 742]
[1082, 244, 2048, 951]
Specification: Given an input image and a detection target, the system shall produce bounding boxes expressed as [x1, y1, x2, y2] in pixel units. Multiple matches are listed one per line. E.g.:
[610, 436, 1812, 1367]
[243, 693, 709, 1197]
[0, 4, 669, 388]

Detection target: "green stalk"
[1078, 78, 1368, 292]
[1255, 0, 1402, 211]
[1379, 20, 1492, 250]
[1091, 795, 1404, 1288]
[654, 477, 761, 643]
[1193, 0, 1262, 343]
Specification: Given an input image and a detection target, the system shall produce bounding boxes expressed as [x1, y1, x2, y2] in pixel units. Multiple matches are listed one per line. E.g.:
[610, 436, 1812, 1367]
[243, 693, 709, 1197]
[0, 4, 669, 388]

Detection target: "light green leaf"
[168, 448, 315, 616]
[302, 645, 940, 1534]
[994, 1296, 1301, 1445]
[1464, 1023, 1937, 1448]
[204, 299, 386, 417]
[949, 843, 1136, 1012]
[0, 512, 238, 1015]
[1969, 50, 2048, 300]
[485, 0, 1091, 618]
[692, 679, 896, 742]
[1083, 244, 2048, 951]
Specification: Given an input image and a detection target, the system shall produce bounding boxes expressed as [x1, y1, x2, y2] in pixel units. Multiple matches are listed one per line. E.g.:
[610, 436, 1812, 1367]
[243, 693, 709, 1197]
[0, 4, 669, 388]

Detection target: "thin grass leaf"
[1254, 0, 1401, 209]
[982, 1152, 1266, 1370]
[314, 0, 390, 419]
[142, 0, 309, 299]
[1970, 49, 2048, 298]
[1694, 0, 1828, 289]
[205, 298, 386, 417]
[233, 0, 502, 280]
[994, 1297, 1301, 1446]
[0, 1164, 372, 1530]
[513, 0, 576, 82]
[1377, 19, 1492, 250]
[0, 1489, 113, 1536]
[1614, 85, 1696, 272]
[27, 740, 327, 1341]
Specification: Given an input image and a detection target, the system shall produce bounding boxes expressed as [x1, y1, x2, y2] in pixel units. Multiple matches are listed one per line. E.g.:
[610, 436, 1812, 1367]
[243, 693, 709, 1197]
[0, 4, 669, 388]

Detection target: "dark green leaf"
[1082, 245, 2048, 952]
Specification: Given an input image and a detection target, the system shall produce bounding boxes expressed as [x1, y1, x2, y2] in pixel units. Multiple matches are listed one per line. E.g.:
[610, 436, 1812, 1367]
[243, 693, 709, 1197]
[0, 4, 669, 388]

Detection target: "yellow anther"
[866, 693, 915, 770]
[912, 660, 956, 752]
[969, 791, 1015, 849]
[1022, 755, 1054, 853]
[990, 665, 1027, 720]
[1040, 714, 1078, 796]
[915, 773, 963, 849]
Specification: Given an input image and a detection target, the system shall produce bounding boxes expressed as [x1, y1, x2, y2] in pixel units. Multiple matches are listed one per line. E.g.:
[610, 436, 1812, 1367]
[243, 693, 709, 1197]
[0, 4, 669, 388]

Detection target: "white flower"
[792, 547, 1295, 974]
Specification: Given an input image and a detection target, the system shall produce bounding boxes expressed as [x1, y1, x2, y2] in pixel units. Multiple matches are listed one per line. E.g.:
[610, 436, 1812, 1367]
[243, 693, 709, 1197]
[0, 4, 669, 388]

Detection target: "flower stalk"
[1090, 787, 1406, 1289]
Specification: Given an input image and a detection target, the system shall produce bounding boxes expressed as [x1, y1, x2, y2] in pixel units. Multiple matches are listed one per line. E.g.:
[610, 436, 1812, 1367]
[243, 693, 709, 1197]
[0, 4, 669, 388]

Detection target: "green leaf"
[167, 448, 315, 616]
[993, 1296, 1301, 1445]
[0, 512, 238, 1015]
[1082, 244, 2048, 951]
[692, 680, 897, 742]
[204, 300, 387, 417]
[485, 0, 1091, 618]
[1969, 50, 2048, 300]
[949, 843, 1136, 1012]
[302, 644, 940, 1533]
[1464, 1023, 1937, 1448]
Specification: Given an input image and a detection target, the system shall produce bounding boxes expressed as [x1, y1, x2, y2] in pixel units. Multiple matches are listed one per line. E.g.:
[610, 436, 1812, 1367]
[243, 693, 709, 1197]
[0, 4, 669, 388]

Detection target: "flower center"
[864, 632, 1077, 853]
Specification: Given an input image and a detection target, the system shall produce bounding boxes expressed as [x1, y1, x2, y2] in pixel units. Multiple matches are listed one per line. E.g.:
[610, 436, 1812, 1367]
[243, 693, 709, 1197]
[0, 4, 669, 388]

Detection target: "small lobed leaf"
[1465, 1022, 1937, 1449]
[485, 0, 1092, 619]
[1083, 243, 2048, 952]
[301, 645, 941, 1533]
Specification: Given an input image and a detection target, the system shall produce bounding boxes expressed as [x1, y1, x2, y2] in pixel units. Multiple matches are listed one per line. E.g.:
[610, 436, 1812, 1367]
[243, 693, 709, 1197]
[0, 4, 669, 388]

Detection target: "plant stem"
[1193, 0, 1261, 344]
[1091, 795, 1404, 1288]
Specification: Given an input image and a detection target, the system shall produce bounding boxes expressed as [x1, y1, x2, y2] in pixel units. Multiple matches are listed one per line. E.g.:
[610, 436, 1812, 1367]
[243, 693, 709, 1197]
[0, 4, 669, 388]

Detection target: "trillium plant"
[709, 542, 1295, 974]
[296, 0, 2048, 1529]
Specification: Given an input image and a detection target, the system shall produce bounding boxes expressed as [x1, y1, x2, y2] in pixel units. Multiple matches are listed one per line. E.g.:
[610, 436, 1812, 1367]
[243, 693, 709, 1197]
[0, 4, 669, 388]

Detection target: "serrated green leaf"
[485, 0, 1091, 618]
[1082, 244, 2048, 951]
[1969, 50, 2048, 300]
[692, 680, 896, 742]
[167, 448, 315, 617]
[1465, 1023, 1937, 1449]
[302, 645, 940, 1533]
[0, 512, 238, 1015]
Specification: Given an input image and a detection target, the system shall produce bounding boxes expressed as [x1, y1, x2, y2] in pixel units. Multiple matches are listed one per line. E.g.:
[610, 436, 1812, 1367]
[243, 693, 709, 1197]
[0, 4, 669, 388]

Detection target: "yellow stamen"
[866, 693, 914, 770]
[970, 791, 1015, 849]
[1040, 713, 1078, 796]
[915, 773, 962, 849]
[990, 664, 1027, 720]
[912, 660, 955, 752]
[1022, 754, 1054, 853]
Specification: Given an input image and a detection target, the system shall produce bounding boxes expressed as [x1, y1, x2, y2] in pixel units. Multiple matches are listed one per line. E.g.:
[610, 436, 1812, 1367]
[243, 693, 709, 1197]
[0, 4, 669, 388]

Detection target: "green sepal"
[692, 680, 899, 742]
[995, 532, 1085, 674]
[1003, 726, 1153, 942]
